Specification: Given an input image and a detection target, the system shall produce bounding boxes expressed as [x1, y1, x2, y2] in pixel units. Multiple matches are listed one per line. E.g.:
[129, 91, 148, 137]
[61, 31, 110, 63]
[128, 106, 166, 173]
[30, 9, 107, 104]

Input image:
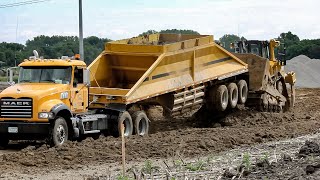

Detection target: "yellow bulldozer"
[232, 39, 296, 112]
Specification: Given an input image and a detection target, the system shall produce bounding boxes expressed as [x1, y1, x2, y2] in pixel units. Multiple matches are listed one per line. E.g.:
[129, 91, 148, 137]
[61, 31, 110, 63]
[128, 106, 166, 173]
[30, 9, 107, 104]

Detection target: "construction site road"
[0, 88, 319, 179]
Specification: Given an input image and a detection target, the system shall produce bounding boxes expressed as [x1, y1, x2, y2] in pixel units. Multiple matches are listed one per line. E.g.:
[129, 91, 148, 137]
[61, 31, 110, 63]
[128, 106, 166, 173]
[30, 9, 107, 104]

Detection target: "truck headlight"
[38, 112, 54, 119]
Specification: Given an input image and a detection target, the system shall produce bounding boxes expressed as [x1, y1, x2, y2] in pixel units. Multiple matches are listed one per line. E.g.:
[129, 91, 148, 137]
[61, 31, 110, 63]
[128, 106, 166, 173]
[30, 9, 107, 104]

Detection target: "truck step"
[83, 130, 100, 134]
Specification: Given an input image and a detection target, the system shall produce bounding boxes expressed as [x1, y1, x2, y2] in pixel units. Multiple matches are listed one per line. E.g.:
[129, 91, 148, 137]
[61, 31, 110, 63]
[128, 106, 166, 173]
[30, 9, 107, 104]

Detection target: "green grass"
[116, 175, 133, 180]
[242, 152, 251, 171]
[185, 160, 206, 172]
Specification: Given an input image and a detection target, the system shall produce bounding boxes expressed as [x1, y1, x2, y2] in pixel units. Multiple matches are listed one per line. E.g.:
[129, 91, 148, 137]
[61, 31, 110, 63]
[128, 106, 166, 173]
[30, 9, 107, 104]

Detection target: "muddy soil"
[0, 88, 319, 178]
[241, 140, 320, 180]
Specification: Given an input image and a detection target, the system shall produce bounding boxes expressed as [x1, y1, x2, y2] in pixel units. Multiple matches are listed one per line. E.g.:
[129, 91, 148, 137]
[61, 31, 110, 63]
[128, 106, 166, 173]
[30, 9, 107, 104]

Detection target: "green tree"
[4, 50, 15, 66]
[277, 31, 300, 47]
[276, 31, 300, 59]
[0, 52, 6, 66]
[219, 34, 246, 51]
[286, 39, 320, 59]
[22, 35, 112, 64]
[0, 42, 25, 67]
[84, 37, 111, 64]
[139, 30, 158, 36]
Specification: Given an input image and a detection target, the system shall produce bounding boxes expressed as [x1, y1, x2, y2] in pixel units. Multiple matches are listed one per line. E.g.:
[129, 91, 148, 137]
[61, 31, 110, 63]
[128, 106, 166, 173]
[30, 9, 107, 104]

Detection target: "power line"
[0, 0, 49, 7]
[0, 0, 50, 8]
[0, 0, 51, 8]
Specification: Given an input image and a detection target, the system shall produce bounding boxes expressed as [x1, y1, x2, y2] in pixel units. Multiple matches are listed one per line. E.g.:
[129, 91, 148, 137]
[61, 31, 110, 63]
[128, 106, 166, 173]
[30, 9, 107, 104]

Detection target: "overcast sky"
[0, 0, 318, 44]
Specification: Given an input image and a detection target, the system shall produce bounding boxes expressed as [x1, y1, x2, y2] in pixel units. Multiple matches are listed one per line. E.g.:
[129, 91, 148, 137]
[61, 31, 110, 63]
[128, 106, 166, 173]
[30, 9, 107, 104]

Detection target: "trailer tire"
[132, 111, 149, 136]
[116, 111, 133, 137]
[237, 80, 248, 104]
[209, 85, 228, 111]
[50, 117, 68, 147]
[227, 83, 238, 108]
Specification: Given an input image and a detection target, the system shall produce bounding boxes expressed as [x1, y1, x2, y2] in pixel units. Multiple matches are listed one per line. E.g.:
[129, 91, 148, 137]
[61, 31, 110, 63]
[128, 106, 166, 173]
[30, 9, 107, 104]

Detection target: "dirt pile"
[286, 55, 320, 88]
[0, 89, 319, 175]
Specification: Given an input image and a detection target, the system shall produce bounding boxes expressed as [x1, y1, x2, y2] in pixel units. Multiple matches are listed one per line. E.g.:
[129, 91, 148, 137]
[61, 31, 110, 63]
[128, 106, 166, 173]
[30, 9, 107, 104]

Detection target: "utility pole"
[14, 17, 19, 67]
[79, 0, 84, 61]
[237, 24, 240, 40]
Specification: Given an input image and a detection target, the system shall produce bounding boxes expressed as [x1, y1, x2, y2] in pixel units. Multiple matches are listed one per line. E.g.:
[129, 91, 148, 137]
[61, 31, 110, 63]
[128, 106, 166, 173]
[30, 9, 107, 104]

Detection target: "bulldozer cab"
[235, 40, 270, 59]
[234, 40, 286, 66]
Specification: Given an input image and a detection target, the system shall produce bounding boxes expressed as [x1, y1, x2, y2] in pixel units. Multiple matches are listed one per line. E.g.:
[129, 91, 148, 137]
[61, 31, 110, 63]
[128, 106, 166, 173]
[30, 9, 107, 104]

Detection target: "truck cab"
[0, 57, 89, 146]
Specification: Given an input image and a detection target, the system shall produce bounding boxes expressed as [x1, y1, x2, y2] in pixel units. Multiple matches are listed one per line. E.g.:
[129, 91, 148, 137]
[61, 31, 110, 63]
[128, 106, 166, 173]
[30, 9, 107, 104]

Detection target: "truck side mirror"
[83, 69, 91, 86]
[7, 68, 15, 86]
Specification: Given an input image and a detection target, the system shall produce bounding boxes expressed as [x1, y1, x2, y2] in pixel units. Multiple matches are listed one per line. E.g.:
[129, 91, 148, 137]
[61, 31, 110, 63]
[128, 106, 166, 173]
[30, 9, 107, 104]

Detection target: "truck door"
[71, 66, 88, 113]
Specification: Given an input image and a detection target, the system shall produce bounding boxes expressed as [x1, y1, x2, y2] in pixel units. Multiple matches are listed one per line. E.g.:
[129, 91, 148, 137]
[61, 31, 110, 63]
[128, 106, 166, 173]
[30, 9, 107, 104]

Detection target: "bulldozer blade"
[233, 53, 269, 92]
[234, 53, 289, 111]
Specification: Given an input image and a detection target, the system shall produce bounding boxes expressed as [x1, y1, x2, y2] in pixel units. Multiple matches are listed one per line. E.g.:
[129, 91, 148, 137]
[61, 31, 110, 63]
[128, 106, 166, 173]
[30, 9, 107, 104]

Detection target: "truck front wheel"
[50, 117, 69, 147]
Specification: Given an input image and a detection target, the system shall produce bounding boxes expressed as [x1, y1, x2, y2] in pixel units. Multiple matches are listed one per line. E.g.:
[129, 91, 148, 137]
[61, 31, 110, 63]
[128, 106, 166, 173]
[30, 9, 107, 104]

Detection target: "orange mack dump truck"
[0, 34, 295, 146]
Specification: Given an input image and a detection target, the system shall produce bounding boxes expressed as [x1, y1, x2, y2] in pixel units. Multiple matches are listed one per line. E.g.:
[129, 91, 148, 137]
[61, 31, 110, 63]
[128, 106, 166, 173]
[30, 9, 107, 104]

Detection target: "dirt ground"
[0, 88, 319, 179]
[241, 140, 320, 180]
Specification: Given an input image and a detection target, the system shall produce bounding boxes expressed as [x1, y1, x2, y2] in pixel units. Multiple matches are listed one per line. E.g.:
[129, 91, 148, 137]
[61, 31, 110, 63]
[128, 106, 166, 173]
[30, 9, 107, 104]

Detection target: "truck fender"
[50, 103, 72, 119]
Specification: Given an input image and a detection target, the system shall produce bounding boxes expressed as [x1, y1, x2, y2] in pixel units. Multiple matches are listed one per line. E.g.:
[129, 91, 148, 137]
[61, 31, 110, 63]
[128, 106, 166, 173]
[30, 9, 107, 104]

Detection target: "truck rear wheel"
[132, 111, 149, 136]
[208, 85, 228, 111]
[237, 80, 248, 104]
[115, 111, 133, 137]
[50, 117, 68, 147]
[227, 83, 238, 108]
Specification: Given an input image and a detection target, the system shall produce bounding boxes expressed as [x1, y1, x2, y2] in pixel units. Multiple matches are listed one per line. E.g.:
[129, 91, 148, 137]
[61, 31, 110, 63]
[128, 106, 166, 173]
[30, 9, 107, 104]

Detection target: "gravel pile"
[286, 55, 320, 88]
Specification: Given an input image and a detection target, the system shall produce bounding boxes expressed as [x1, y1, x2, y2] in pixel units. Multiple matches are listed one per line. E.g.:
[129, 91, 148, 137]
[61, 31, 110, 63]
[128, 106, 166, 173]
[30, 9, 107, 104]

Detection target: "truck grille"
[0, 98, 33, 118]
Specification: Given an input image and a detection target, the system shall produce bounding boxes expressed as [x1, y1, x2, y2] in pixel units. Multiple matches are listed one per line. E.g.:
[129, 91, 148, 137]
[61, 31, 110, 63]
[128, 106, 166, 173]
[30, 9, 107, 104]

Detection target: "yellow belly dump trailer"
[0, 34, 294, 146]
[88, 34, 248, 115]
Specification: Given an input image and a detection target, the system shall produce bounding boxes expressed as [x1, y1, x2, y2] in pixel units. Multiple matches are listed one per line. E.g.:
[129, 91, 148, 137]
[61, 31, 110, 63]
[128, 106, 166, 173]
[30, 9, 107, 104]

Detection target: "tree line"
[0, 29, 319, 68]
[218, 31, 320, 60]
[0, 36, 111, 67]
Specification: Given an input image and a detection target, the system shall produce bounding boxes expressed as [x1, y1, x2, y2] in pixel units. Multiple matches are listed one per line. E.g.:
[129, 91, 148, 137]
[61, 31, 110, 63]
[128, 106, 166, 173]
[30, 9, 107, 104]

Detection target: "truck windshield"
[19, 66, 72, 84]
